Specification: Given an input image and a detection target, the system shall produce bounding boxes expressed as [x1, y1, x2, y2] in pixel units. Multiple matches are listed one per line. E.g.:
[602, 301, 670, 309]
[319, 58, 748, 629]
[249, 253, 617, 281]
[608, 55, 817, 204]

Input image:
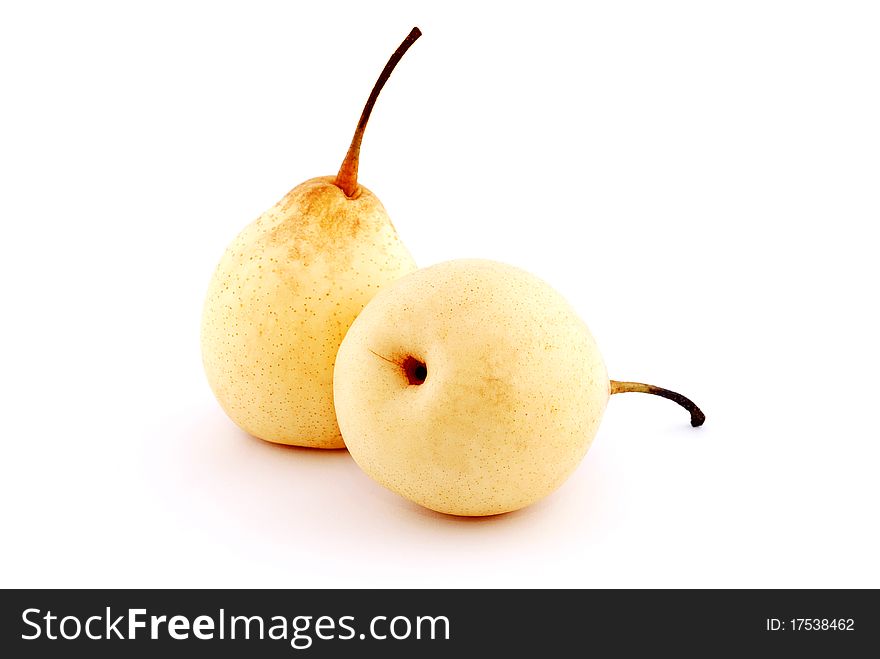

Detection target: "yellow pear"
[202, 29, 422, 448]
[333, 259, 704, 515]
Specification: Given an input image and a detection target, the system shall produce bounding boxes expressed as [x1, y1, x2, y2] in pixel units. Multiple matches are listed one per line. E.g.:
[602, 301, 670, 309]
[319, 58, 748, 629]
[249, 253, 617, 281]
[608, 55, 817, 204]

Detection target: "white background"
[2, 1, 878, 588]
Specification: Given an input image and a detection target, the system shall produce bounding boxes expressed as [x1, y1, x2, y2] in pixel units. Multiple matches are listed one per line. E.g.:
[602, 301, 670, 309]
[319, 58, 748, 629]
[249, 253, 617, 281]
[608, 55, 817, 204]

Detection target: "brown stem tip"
[610, 380, 706, 427]
[334, 27, 422, 198]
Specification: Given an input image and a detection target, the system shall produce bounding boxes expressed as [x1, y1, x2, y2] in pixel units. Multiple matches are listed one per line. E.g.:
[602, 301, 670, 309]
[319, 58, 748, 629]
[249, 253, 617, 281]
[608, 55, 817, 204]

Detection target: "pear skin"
[334, 259, 609, 514]
[333, 259, 703, 514]
[202, 177, 415, 447]
[201, 29, 421, 448]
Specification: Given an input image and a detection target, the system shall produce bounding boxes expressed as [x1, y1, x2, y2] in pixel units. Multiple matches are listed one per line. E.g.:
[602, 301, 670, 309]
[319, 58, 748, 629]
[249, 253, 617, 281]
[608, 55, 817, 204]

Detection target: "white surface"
[1, 1, 878, 588]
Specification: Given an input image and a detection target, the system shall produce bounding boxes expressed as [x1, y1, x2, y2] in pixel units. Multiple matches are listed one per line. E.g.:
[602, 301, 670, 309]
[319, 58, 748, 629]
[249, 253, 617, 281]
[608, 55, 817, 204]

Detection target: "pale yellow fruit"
[201, 29, 422, 448]
[333, 259, 610, 515]
[201, 178, 415, 447]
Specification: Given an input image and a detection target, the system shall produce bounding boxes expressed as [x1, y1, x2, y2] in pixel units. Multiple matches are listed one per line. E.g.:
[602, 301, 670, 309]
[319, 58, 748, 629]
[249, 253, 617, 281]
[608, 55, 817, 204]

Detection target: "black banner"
[1, 589, 876, 656]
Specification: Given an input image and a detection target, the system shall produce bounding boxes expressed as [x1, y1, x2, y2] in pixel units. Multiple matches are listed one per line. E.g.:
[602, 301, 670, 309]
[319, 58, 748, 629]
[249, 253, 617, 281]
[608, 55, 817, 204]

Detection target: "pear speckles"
[268, 178, 384, 268]
[333, 258, 704, 515]
[201, 28, 422, 448]
[201, 178, 416, 448]
[333, 259, 610, 516]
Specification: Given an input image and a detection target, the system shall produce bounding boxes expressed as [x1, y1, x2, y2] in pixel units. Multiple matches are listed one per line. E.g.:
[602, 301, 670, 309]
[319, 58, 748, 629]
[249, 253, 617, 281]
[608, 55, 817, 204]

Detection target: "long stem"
[610, 380, 706, 427]
[334, 27, 422, 198]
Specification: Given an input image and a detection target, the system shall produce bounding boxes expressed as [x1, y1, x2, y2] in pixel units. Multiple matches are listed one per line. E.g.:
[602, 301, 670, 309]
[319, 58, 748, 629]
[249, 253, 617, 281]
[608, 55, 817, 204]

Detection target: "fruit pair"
[201, 28, 703, 517]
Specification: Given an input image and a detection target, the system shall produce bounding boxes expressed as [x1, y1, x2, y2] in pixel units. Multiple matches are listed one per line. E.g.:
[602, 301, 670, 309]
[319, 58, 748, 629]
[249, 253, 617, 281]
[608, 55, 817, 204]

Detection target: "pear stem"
[610, 380, 706, 427]
[334, 27, 422, 198]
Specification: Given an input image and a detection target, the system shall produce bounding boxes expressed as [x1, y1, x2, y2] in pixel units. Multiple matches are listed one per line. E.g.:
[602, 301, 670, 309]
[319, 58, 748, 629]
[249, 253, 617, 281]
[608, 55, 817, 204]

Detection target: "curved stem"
[334, 27, 422, 198]
[610, 380, 706, 427]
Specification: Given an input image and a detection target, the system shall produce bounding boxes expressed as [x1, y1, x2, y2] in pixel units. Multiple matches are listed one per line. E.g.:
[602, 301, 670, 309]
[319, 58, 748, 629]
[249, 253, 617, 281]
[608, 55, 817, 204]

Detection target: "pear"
[201, 28, 422, 448]
[333, 259, 704, 516]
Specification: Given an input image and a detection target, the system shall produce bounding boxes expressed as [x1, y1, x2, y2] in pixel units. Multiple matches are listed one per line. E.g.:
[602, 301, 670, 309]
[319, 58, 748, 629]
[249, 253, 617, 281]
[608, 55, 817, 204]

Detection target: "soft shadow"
[405, 500, 536, 525]
[144, 406, 361, 541]
[143, 404, 612, 570]
[239, 428, 351, 457]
